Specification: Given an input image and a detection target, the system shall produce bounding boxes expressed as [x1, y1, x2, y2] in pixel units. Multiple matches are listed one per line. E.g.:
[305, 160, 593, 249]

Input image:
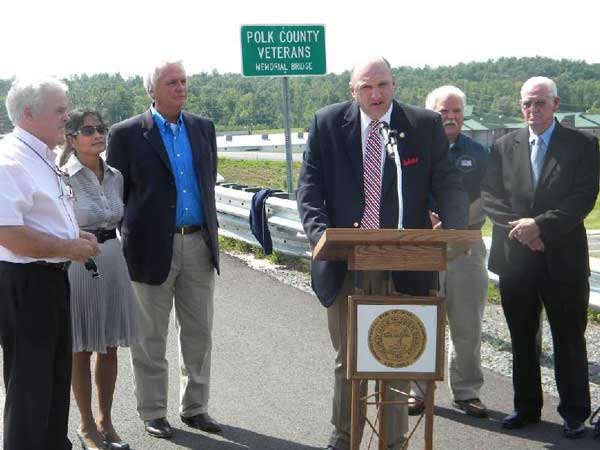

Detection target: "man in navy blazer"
[296, 57, 467, 450]
[106, 60, 221, 438]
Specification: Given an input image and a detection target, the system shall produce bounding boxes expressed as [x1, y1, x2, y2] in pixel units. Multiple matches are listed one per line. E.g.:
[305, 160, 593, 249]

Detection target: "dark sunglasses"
[72, 125, 108, 137]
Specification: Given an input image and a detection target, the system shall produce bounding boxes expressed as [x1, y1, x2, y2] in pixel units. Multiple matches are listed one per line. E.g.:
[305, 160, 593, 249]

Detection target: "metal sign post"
[241, 24, 326, 197]
[281, 76, 294, 197]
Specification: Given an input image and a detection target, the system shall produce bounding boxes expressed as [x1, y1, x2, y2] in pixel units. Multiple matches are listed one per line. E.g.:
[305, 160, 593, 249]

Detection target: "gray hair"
[143, 59, 186, 95]
[425, 85, 466, 111]
[520, 76, 558, 99]
[5, 76, 68, 125]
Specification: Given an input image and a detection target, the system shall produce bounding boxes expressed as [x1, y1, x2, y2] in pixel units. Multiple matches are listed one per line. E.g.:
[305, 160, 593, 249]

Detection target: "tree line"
[1, 56, 600, 134]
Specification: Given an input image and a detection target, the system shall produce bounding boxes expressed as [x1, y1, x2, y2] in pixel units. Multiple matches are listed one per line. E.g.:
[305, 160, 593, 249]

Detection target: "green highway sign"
[241, 25, 326, 77]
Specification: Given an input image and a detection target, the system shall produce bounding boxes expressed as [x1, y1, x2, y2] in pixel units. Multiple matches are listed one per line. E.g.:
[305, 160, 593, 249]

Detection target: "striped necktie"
[361, 120, 382, 229]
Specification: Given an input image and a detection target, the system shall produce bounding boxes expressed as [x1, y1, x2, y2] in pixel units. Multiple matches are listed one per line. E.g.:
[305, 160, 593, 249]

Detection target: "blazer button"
[353, 222, 359, 228]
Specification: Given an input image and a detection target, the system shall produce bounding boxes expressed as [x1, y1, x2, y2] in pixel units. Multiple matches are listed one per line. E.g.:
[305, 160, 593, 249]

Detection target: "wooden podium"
[313, 228, 481, 450]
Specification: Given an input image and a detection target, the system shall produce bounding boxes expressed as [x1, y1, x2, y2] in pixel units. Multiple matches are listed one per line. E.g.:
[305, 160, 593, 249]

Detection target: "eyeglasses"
[520, 99, 551, 109]
[72, 125, 108, 137]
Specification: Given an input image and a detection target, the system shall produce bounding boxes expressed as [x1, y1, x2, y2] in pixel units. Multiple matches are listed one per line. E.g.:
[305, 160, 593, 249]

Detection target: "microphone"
[379, 121, 398, 157]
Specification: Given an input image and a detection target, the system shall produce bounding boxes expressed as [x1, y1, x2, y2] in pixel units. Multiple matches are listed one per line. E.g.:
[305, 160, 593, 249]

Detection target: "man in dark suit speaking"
[296, 57, 467, 450]
[482, 76, 599, 438]
[106, 60, 221, 438]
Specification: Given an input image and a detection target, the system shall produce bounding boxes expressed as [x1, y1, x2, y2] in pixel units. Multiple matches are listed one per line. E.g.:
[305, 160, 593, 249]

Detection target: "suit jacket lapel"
[182, 112, 209, 182]
[537, 120, 562, 189]
[141, 110, 173, 173]
[513, 127, 535, 199]
[342, 102, 364, 184]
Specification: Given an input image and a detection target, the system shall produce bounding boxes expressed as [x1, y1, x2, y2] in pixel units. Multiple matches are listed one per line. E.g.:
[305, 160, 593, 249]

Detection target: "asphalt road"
[2, 253, 600, 449]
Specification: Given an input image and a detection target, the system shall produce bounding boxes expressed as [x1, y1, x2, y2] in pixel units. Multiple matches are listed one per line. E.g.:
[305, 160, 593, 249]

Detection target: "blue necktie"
[530, 136, 546, 187]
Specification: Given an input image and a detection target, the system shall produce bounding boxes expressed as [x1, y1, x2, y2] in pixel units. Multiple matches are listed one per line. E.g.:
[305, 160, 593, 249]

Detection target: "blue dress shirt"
[151, 105, 204, 227]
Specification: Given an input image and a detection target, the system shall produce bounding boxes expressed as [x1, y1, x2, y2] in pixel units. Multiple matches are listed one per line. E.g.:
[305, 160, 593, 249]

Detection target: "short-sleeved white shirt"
[0, 127, 79, 263]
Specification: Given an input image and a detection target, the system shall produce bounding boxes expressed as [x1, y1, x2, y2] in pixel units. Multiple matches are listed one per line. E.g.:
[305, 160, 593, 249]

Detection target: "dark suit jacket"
[481, 120, 599, 279]
[296, 100, 468, 306]
[106, 109, 220, 285]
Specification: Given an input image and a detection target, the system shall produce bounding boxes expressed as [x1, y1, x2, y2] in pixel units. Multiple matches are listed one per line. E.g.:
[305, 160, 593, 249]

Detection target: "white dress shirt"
[0, 127, 79, 263]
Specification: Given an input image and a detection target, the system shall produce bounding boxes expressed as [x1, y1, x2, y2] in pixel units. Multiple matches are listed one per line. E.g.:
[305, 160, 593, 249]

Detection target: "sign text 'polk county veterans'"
[241, 25, 326, 77]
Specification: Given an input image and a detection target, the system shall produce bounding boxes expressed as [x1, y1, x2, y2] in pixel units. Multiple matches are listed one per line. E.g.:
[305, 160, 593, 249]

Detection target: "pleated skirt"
[68, 237, 139, 353]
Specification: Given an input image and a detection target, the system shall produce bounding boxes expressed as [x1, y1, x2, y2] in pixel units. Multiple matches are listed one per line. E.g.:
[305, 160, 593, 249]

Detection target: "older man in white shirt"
[0, 77, 100, 450]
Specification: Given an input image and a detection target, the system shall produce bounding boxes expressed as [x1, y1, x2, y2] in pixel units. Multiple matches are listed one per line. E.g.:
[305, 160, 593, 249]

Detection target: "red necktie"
[361, 120, 382, 229]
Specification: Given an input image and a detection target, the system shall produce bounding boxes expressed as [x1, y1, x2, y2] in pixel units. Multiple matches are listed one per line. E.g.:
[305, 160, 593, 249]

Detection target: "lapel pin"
[399, 132, 405, 139]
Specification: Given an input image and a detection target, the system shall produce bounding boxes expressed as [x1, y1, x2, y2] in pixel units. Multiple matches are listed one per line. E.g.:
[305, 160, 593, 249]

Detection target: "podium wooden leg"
[424, 380, 435, 450]
[351, 380, 361, 450]
[378, 380, 387, 450]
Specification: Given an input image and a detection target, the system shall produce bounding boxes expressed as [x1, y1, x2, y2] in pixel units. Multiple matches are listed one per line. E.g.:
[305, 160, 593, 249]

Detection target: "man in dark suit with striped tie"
[296, 57, 467, 450]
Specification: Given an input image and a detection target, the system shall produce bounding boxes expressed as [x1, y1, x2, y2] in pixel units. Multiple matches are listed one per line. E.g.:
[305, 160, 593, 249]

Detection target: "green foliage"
[218, 158, 301, 191]
[218, 235, 310, 274]
[585, 194, 600, 230]
[488, 282, 501, 304]
[3, 57, 600, 134]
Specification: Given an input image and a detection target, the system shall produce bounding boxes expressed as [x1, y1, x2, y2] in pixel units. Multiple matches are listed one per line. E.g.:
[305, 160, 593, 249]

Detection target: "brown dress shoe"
[452, 398, 488, 418]
[181, 413, 222, 433]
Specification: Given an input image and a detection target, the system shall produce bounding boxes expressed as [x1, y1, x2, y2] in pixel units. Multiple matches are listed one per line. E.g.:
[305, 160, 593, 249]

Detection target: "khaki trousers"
[412, 238, 487, 401]
[130, 231, 215, 420]
[327, 272, 408, 450]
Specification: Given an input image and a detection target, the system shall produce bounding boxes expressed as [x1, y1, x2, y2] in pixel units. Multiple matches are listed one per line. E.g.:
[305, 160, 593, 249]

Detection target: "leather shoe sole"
[502, 411, 541, 429]
[452, 399, 488, 418]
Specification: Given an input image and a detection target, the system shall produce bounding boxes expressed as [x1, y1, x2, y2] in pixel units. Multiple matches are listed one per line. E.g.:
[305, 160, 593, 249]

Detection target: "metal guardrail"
[216, 184, 310, 258]
[215, 184, 600, 310]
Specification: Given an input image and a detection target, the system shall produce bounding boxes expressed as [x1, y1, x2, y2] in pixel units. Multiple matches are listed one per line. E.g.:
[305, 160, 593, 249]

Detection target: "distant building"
[215, 110, 599, 155]
[217, 131, 306, 153]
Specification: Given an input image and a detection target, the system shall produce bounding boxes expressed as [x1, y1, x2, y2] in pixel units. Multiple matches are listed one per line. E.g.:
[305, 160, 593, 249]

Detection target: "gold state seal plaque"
[368, 309, 427, 368]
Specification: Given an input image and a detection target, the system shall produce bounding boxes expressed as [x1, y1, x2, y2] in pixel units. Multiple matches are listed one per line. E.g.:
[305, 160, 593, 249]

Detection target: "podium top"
[313, 228, 481, 261]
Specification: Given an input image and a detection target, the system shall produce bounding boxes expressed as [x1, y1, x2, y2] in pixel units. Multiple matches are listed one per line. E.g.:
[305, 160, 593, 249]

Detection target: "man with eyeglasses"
[482, 76, 599, 438]
[0, 77, 101, 450]
[106, 59, 221, 439]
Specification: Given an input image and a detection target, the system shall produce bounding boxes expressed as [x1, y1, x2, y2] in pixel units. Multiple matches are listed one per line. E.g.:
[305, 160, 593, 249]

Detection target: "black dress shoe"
[143, 417, 173, 438]
[408, 398, 425, 416]
[181, 413, 222, 433]
[502, 411, 541, 429]
[563, 421, 586, 439]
